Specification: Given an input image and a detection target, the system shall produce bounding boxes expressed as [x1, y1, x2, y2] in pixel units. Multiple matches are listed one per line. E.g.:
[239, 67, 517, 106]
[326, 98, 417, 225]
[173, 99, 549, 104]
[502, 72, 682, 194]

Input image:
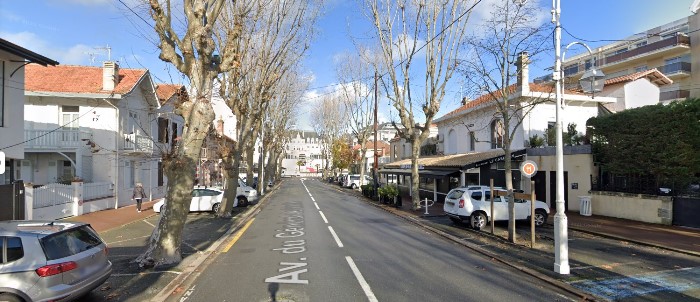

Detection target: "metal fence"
[591, 174, 700, 197]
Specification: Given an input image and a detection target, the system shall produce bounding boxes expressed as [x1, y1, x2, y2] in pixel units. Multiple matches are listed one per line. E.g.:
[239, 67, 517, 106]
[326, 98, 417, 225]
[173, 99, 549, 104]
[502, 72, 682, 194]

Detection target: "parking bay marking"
[314, 202, 320, 210]
[222, 218, 256, 253]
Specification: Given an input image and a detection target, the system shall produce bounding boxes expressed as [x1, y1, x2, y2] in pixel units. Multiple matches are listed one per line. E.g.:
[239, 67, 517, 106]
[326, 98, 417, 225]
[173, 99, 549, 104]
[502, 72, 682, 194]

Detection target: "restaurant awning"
[380, 149, 527, 178]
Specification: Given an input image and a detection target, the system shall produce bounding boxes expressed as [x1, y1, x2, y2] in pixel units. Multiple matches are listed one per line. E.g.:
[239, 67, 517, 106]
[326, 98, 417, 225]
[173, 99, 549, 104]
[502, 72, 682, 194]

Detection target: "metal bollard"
[423, 198, 435, 215]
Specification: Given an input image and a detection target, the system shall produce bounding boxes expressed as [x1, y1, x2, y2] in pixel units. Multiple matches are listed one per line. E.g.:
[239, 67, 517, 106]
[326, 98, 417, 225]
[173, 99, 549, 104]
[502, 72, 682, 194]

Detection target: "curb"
[331, 183, 598, 301]
[567, 225, 700, 258]
[151, 182, 280, 302]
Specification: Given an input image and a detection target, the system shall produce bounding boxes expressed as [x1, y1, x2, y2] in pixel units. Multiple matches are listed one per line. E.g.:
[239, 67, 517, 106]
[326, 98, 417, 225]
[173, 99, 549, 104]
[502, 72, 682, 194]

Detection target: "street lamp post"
[552, 0, 605, 275]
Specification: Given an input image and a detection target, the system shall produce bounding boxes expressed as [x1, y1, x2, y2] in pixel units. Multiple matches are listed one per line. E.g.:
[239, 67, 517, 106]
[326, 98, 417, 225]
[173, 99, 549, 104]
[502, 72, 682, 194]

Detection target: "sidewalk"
[384, 192, 700, 256]
[67, 199, 160, 233]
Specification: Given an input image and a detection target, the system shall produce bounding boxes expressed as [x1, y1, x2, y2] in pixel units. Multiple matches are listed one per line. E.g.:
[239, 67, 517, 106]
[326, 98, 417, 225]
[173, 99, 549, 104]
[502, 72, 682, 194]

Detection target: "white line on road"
[328, 226, 344, 247]
[142, 219, 155, 228]
[310, 196, 315, 202]
[345, 256, 378, 302]
[319, 211, 329, 224]
[314, 202, 320, 210]
[111, 270, 182, 277]
[106, 235, 151, 245]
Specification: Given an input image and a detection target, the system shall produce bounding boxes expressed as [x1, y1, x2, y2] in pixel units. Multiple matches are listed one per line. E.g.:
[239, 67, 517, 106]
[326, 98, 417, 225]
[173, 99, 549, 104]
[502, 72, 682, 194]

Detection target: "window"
[0, 62, 4, 127]
[40, 226, 102, 260]
[157, 161, 164, 186]
[6, 237, 23, 262]
[635, 40, 647, 48]
[158, 118, 169, 143]
[491, 120, 504, 149]
[61, 105, 80, 142]
[584, 58, 597, 71]
[469, 131, 476, 151]
[447, 189, 464, 199]
[634, 65, 648, 73]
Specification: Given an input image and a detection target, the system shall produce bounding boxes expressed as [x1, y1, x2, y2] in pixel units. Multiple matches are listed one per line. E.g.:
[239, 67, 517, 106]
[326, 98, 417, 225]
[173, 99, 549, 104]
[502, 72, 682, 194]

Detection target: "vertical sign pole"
[531, 180, 536, 248]
[490, 178, 494, 235]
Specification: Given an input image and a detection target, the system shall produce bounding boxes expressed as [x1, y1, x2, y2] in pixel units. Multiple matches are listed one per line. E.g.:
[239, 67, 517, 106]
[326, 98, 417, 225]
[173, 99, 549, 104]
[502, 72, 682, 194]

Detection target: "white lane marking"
[106, 235, 150, 245]
[314, 202, 320, 210]
[328, 226, 344, 247]
[111, 270, 181, 277]
[310, 196, 315, 202]
[345, 256, 378, 302]
[142, 219, 155, 228]
[319, 211, 329, 224]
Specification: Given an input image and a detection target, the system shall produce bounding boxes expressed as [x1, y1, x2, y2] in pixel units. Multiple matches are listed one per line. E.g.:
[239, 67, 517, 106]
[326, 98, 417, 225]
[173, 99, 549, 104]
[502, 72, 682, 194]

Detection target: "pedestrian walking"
[132, 183, 146, 213]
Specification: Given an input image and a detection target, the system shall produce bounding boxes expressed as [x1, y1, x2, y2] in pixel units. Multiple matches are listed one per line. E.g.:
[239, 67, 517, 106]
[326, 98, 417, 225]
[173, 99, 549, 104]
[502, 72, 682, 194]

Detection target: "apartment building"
[281, 130, 327, 176]
[537, 12, 700, 103]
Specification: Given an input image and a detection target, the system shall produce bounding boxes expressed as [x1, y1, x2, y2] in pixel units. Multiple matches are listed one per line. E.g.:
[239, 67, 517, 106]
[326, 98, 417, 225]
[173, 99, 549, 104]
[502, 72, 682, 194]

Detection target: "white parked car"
[343, 174, 373, 189]
[443, 185, 550, 230]
[153, 180, 258, 213]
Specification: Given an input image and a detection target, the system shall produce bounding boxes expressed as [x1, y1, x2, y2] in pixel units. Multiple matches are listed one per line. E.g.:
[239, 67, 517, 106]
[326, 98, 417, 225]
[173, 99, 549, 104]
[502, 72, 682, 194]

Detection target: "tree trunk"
[410, 143, 421, 210]
[504, 146, 516, 243]
[359, 149, 368, 186]
[219, 149, 241, 216]
[137, 95, 214, 268]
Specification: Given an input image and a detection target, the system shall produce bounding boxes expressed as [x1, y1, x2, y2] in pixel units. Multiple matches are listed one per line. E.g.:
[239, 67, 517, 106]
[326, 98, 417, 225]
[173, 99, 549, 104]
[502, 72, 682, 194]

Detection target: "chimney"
[515, 51, 530, 94]
[102, 61, 119, 91]
[216, 116, 224, 137]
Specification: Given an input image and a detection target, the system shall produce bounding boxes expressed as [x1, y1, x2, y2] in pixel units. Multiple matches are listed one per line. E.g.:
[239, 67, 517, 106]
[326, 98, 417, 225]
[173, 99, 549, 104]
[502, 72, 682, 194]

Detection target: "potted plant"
[384, 184, 400, 207]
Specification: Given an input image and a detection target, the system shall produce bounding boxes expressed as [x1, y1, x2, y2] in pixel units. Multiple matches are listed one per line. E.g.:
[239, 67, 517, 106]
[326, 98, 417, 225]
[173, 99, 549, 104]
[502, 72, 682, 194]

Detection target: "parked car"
[153, 179, 258, 213]
[0, 221, 112, 302]
[443, 185, 550, 230]
[343, 174, 374, 189]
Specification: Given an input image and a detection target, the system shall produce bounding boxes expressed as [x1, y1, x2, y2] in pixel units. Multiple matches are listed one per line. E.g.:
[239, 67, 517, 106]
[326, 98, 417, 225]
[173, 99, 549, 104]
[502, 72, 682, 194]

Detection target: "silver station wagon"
[0, 221, 112, 302]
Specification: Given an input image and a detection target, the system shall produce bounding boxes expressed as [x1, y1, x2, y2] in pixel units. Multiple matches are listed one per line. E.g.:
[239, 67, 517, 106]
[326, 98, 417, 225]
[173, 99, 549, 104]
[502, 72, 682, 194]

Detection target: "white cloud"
[0, 31, 97, 65]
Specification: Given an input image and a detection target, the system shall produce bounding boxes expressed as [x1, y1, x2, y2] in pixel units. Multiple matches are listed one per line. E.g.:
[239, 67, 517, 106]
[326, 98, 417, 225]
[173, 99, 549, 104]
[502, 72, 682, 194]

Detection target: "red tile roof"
[25, 64, 148, 95]
[604, 68, 672, 86]
[156, 84, 186, 105]
[440, 83, 573, 119]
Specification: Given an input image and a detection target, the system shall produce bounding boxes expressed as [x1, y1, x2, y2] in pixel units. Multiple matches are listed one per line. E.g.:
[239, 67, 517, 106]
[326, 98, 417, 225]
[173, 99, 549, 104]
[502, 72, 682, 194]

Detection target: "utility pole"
[373, 71, 379, 194]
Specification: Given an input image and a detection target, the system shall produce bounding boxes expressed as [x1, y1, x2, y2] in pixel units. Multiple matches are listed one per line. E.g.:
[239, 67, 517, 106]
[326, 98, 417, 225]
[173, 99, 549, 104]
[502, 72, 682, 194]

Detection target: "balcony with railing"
[24, 129, 92, 150]
[658, 62, 691, 78]
[660, 90, 690, 102]
[602, 34, 690, 66]
[123, 133, 154, 154]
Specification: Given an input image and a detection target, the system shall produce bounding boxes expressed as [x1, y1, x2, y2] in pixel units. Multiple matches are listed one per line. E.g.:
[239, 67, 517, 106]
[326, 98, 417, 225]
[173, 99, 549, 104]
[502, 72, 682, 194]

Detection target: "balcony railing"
[24, 129, 92, 150]
[660, 90, 690, 102]
[603, 34, 690, 66]
[658, 62, 691, 76]
[123, 133, 154, 154]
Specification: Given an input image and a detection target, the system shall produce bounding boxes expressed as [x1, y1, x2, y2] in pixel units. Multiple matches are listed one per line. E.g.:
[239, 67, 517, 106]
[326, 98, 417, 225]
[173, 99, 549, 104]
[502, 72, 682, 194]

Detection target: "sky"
[0, 0, 695, 130]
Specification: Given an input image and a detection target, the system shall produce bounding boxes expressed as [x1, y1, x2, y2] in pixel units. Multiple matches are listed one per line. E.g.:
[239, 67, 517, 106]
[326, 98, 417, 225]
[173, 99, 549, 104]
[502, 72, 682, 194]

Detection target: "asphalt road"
[174, 178, 578, 302]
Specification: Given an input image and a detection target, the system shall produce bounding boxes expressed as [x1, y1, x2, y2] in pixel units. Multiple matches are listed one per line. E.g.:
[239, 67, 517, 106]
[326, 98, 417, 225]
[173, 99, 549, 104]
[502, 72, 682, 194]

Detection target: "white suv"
[443, 185, 550, 230]
[343, 174, 373, 189]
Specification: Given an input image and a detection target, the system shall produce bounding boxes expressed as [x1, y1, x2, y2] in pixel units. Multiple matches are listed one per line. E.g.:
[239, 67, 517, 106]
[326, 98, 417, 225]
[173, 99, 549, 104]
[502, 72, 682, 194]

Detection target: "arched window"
[491, 119, 504, 149]
[402, 144, 407, 158]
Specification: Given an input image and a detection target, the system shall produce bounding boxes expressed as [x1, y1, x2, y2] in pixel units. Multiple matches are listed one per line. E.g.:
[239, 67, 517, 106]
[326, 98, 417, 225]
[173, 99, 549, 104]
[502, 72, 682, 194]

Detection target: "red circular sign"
[520, 160, 538, 178]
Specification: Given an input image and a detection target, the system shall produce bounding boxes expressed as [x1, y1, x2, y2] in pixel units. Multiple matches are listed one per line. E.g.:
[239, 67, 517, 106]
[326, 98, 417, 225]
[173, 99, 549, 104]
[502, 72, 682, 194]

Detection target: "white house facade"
[281, 131, 326, 176]
[24, 62, 166, 206]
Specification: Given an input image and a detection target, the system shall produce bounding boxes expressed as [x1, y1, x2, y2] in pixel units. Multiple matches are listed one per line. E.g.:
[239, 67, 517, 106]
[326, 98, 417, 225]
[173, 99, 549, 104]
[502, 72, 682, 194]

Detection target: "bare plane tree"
[312, 93, 349, 178]
[214, 0, 321, 216]
[365, 0, 480, 209]
[460, 0, 552, 242]
[135, 0, 239, 267]
[336, 50, 375, 186]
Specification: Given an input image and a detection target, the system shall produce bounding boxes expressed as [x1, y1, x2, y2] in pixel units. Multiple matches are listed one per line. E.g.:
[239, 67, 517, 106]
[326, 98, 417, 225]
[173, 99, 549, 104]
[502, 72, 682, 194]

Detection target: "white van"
[443, 185, 549, 230]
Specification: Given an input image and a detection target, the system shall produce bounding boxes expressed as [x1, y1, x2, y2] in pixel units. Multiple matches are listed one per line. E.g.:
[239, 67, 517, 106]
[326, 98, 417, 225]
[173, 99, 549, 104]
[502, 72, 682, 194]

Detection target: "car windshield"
[447, 189, 464, 199]
[40, 225, 103, 260]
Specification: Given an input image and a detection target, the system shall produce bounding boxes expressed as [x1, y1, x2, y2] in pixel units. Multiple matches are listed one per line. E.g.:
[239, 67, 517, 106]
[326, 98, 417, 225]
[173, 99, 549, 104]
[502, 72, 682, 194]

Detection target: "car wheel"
[0, 293, 23, 302]
[470, 212, 487, 230]
[351, 183, 357, 189]
[534, 210, 548, 227]
[212, 203, 221, 213]
[449, 217, 461, 225]
[238, 196, 248, 207]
